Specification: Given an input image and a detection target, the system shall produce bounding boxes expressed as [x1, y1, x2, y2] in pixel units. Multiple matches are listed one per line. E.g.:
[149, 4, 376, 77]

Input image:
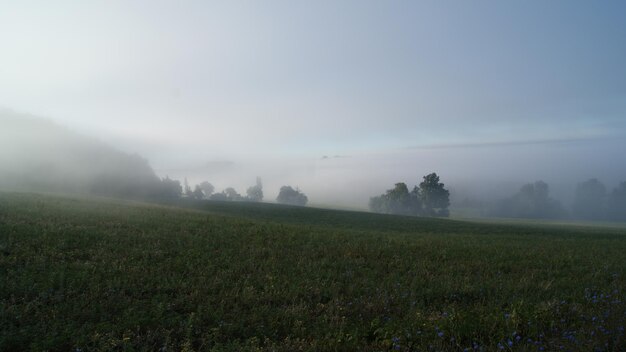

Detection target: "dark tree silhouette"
[368, 173, 448, 217]
[159, 176, 182, 199]
[276, 186, 308, 206]
[369, 183, 417, 216]
[418, 173, 450, 217]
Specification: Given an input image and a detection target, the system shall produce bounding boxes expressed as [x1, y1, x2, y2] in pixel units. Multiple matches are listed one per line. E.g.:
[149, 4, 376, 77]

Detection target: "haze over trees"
[491, 181, 565, 219]
[608, 182, 626, 222]
[4, 111, 626, 221]
[419, 173, 451, 217]
[0, 111, 181, 200]
[572, 178, 607, 221]
[246, 177, 263, 202]
[159, 177, 183, 199]
[191, 185, 204, 200]
[369, 173, 450, 217]
[198, 181, 214, 198]
[276, 186, 308, 206]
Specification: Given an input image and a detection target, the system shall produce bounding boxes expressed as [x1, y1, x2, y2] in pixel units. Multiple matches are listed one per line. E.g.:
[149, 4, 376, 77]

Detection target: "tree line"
[464, 178, 626, 222]
[156, 176, 309, 206]
[369, 174, 626, 222]
[369, 173, 451, 217]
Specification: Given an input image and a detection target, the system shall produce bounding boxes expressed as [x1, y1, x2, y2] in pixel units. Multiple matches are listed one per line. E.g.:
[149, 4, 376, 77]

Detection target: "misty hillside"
[0, 110, 162, 198]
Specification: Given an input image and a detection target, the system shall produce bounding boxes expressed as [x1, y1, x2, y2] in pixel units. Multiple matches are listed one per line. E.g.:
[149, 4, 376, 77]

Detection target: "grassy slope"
[1, 193, 624, 351]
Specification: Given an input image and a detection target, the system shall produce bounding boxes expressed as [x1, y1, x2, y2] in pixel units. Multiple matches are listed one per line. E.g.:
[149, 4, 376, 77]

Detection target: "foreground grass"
[0, 193, 624, 351]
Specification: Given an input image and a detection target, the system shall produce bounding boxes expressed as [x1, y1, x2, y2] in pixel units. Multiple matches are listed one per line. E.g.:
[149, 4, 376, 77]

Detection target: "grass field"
[1, 192, 625, 351]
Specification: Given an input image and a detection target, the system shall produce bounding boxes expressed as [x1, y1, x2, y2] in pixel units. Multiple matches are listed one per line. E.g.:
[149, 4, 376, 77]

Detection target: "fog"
[157, 137, 625, 210]
[1, 1, 626, 215]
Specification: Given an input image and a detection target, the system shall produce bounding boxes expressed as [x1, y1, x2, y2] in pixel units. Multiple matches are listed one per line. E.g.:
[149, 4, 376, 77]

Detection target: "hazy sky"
[2, 1, 626, 206]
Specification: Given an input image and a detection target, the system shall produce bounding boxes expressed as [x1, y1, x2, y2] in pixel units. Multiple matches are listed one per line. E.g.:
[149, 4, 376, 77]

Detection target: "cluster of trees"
[0, 112, 311, 206]
[276, 186, 308, 206]
[177, 177, 266, 202]
[492, 181, 565, 219]
[164, 177, 309, 206]
[572, 179, 626, 221]
[489, 178, 626, 221]
[369, 173, 450, 217]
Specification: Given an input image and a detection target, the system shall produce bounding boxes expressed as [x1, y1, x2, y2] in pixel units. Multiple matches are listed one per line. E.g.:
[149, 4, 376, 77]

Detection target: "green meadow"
[1, 192, 624, 351]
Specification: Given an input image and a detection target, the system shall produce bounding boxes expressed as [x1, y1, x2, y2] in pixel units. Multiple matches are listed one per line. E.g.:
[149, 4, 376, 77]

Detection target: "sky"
[1, 1, 626, 207]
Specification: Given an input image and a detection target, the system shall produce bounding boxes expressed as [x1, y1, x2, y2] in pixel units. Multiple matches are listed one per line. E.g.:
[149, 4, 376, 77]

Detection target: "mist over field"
[2, 108, 625, 217]
[1, 0, 625, 215]
[3, 3, 626, 351]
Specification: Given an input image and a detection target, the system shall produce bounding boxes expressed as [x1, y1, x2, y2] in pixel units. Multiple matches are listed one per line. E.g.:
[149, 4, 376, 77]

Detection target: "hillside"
[1, 192, 624, 351]
[0, 110, 162, 198]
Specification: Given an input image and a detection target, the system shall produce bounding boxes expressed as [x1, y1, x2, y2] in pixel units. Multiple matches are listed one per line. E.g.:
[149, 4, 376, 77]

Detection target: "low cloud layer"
[1, 1, 625, 211]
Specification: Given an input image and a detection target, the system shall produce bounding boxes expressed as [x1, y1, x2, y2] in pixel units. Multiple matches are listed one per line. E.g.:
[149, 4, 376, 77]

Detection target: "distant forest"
[0, 111, 308, 205]
[369, 177, 626, 222]
[1, 111, 625, 221]
[452, 179, 626, 222]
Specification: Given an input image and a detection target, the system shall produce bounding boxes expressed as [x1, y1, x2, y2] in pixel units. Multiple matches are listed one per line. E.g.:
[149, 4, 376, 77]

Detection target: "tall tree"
[386, 183, 412, 215]
[246, 177, 263, 202]
[418, 173, 450, 217]
[183, 177, 192, 197]
[198, 181, 214, 198]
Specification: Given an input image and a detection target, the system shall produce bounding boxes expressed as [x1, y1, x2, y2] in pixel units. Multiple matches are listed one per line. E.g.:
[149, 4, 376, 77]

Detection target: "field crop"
[1, 192, 625, 351]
